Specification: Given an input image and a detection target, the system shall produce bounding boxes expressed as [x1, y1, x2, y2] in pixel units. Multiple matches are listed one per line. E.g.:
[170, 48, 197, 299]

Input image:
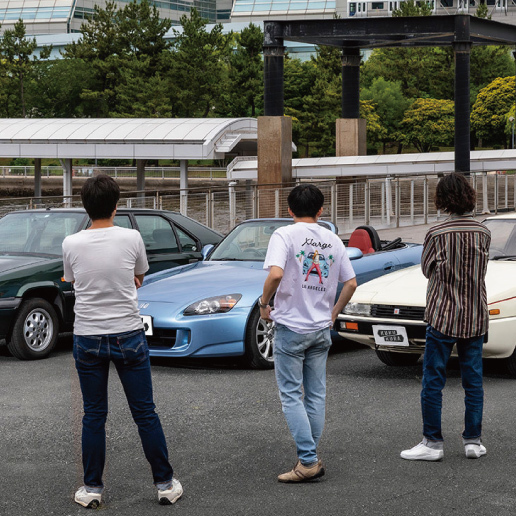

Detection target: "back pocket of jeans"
[73, 335, 102, 365]
[118, 330, 148, 364]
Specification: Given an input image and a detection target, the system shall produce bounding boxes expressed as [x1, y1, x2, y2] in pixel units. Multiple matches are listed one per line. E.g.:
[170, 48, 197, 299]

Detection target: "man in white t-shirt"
[62, 175, 182, 508]
[260, 184, 357, 483]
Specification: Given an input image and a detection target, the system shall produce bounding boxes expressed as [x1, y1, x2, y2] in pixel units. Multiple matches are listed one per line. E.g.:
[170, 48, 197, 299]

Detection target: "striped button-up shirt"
[422, 214, 491, 338]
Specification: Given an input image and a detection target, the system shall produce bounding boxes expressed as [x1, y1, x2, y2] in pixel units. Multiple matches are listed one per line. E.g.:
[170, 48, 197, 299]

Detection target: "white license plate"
[141, 315, 153, 336]
[372, 325, 409, 346]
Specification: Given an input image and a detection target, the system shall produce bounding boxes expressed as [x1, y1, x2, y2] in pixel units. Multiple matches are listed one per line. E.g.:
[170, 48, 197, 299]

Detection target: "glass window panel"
[371, 2, 384, 7]
[134, 215, 179, 253]
[233, 3, 252, 9]
[253, 3, 272, 9]
[271, 2, 290, 9]
[307, 1, 327, 7]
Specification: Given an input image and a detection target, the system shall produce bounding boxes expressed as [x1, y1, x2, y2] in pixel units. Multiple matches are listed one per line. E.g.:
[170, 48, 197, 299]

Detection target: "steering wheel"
[381, 237, 402, 251]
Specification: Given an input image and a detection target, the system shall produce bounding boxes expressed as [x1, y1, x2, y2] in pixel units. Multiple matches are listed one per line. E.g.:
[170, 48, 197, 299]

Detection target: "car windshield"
[484, 218, 516, 260]
[0, 212, 85, 256]
[208, 220, 293, 262]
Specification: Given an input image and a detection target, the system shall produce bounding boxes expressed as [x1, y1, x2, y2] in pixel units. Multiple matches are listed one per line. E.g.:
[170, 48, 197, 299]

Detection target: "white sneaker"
[400, 441, 444, 461]
[158, 478, 183, 505]
[74, 486, 102, 508]
[465, 443, 487, 459]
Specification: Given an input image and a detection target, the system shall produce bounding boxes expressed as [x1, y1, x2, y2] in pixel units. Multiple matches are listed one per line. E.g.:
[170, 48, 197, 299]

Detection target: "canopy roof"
[264, 14, 516, 49]
[228, 150, 516, 179]
[0, 118, 258, 160]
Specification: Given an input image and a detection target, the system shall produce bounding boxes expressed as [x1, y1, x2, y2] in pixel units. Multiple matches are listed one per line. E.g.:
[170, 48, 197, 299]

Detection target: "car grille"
[371, 305, 425, 321]
[146, 329, 177, 348]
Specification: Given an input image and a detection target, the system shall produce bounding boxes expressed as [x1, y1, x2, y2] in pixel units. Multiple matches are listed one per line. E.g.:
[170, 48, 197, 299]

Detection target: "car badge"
[139, 302, 149, 309]
[394, 308, 400, 315]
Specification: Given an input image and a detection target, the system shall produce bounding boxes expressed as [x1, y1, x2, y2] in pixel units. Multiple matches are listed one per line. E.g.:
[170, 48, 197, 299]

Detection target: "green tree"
[223, 23, 263, 117]
[396, 98, 455, 152]
[170, 8, 232, 117]
[392, 0, 432, 16]
[63, 0, 172, 117]
[361, 77, 410, 151]
[471, 76, 515, 147]
[0, 19, 52, 116]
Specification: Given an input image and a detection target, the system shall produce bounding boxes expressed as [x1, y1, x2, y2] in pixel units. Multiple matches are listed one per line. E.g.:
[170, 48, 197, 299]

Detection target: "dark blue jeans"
[421, 325, 484, 442]
[73, 329, 173, 488]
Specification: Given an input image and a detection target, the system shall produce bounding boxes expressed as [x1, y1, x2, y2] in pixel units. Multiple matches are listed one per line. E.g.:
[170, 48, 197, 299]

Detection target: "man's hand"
[259, 304, 272, 322]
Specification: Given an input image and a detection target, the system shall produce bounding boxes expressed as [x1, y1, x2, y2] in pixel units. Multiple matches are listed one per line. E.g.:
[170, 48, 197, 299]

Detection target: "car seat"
[348, 228, 375, 254]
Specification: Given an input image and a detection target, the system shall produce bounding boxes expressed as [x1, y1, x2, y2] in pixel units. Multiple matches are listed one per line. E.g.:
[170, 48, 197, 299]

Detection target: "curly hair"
[434, 172, 476, 215]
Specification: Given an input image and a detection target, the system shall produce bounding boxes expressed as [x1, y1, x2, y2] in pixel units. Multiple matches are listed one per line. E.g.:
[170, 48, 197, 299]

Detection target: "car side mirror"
[346, 247, 363, 260]
[201, 244, 214, 260]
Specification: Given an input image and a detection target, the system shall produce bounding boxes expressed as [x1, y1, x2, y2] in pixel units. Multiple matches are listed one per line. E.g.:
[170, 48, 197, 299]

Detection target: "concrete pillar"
[257, 116, 292, 217]
[454, 17, 471, 173]
[180, 159, 188, 215]
[337, 48, 366, 156]
[136, 159, 146, 205]
[63, 158, 72, 207]
[34, 158, 42, 202]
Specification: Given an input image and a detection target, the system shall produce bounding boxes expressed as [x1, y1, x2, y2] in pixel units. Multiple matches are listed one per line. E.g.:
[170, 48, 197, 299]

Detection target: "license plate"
[141, 315, 153, 336]
[372, 325, 409, 346]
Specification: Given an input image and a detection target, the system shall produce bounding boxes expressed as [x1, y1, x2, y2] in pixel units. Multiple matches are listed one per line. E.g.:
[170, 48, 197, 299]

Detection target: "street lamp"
[510, 116, 515, 149]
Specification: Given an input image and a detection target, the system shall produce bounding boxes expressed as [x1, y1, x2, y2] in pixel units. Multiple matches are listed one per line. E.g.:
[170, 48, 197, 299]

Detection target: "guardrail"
[0, 170, 513, 235]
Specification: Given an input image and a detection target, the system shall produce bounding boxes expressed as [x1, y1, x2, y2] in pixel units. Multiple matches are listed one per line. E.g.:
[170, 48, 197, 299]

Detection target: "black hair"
[81, 174, 120, 220]
[434, 172, 476, 215]
[287, 184, 324, 218]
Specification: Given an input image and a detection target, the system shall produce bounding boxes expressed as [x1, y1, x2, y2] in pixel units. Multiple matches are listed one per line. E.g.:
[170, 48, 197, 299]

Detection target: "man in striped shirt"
[401, 172, 491, 462]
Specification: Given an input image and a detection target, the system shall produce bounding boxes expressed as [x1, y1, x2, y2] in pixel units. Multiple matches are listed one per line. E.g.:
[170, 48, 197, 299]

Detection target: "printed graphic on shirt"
[296, 237, 335, 287]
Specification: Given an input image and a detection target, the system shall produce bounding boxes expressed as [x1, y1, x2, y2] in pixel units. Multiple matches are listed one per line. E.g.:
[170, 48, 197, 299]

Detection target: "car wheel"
[375, 349, 421, 366]
[243, 306, 275, 370]
[505, 348, 516, 378]
[7, 298, 59, 360]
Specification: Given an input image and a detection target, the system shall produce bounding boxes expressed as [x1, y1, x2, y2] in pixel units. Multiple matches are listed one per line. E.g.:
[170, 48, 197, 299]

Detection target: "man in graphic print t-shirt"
[260, 184, 357, 483]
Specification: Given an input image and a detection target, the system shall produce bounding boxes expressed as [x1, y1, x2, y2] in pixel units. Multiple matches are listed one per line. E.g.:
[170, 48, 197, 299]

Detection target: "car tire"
[243, 306, 275, 370]
[7, 298, 59, 360]
[375, 349, 421, 366]
[505, 348, 516, 378]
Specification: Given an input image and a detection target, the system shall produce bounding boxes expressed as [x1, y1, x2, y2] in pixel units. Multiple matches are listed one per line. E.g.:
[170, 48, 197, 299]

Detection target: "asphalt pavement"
[1, 330, 516, 516]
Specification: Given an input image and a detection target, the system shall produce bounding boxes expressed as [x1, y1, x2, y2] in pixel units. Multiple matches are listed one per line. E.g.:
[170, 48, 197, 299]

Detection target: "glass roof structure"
[231, 0, 336, 18]
[0, 0, 73, 23]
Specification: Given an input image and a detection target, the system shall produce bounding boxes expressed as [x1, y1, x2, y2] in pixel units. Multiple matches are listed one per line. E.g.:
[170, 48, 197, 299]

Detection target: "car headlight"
[184, 294, 242, 316]
[343, 302, 371, 316]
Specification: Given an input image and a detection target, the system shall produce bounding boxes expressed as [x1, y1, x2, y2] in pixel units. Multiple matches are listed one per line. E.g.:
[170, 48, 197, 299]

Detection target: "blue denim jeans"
[421, 325, 484, 442]
[73, 329, 173, 489]
[273, 323, 332, 465]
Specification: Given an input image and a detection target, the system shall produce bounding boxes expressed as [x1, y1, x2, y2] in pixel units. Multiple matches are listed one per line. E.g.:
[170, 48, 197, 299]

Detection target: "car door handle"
[384, 262, 395, 270]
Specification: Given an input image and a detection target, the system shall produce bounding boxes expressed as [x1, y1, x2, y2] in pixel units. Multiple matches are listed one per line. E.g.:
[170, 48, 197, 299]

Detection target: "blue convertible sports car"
[138, 219, 422, 369]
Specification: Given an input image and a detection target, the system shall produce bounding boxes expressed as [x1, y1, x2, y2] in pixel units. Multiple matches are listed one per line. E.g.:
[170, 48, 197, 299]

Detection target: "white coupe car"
[337, 213, 516, 376]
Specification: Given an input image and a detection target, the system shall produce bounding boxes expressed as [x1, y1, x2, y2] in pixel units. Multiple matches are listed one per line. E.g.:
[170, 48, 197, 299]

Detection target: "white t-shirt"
[263, 222, 356, 334]
[62, 226, 149, 335]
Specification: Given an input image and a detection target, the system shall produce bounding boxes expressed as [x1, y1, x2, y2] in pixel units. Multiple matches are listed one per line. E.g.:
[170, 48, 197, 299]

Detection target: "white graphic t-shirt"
[263, 222, 356, 334]
[62, 226, 149, 335]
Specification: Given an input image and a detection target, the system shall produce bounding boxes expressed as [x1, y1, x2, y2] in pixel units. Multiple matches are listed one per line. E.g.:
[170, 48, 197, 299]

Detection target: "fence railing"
[0, 170, 514, 235]
[0, 166, 227, 180]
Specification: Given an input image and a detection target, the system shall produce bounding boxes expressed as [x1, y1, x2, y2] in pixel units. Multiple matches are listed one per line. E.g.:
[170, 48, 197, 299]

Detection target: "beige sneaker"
[278, 460, 325, 483]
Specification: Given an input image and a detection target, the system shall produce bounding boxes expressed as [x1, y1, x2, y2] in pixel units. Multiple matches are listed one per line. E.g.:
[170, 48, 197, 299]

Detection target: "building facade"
[1, 0, 514, 36]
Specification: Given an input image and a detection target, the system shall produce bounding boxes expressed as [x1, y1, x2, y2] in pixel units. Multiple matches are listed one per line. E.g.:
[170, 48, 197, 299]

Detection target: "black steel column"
[341, 48, 361, 119]
[263, 22, 285, 116]
[453, 16, 472, 173]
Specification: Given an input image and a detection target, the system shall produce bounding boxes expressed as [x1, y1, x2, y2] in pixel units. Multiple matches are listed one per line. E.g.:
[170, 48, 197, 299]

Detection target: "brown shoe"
[277, 460, 325, 483]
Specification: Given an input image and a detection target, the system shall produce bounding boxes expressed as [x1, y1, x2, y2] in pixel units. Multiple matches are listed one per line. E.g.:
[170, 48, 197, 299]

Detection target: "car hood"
[0, 254, 55, 273]
[138, 261, 267, 306]
[350, 261, 516, 306]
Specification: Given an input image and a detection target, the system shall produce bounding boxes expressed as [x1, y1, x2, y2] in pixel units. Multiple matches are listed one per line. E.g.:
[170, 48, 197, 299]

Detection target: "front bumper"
[0, 297, 22, 339]
[141, 305, 251, 358]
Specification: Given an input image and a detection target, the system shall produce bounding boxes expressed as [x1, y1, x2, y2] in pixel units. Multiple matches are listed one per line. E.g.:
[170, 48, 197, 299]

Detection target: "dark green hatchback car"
[0, 208, 222, 360]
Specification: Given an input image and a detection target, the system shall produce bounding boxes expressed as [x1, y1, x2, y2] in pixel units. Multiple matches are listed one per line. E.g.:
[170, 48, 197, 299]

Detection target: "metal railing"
[0, 170, 514, 235]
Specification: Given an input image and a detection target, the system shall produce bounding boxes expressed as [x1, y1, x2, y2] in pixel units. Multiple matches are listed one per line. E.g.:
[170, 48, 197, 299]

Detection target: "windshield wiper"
[492, 255, 516, 260]
[211, 257, 242, 261]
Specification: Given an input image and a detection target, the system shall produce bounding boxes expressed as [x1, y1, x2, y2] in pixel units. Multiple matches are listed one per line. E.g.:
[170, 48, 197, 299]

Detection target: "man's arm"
[331, 277, 357, 324]
[134, 273, 145, 289]
[259, 265, 284, 322]
[421, 233, 436, 279]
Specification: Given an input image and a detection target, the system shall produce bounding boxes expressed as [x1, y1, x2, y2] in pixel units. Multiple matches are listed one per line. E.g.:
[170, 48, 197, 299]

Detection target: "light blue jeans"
[273, 323, 332, 466]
